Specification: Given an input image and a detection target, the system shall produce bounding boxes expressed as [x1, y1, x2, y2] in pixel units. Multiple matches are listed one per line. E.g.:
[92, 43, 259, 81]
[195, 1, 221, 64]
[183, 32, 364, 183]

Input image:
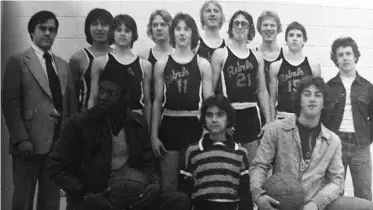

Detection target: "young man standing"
[69, 8, 113, 111]
[47, 63, 190, 210]
[323, 37, 373, 201]
[250, 76, 373, 210]
[211, 10, 270, 164]
[151, 13, 213, 191]
[2, 10, 77, 209]
[268, 22, 321, 120]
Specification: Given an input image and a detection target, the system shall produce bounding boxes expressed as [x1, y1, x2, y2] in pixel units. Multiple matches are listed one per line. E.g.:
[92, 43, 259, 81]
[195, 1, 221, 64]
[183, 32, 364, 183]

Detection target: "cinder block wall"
[1, 1, 373, 209]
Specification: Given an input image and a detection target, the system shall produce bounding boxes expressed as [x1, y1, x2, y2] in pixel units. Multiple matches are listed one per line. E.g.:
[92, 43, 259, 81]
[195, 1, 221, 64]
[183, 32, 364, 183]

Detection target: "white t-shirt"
[339, 75, 356, 132]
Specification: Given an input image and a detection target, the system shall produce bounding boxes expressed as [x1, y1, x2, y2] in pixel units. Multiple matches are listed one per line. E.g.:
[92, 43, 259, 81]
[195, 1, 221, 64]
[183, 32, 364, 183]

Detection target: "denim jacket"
[249, 115, 344, 210]
[323, 73, 373, 146]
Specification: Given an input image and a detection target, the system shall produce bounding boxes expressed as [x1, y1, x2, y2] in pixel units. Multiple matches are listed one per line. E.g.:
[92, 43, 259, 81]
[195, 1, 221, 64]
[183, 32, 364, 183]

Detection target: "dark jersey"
[105, 53, 144, 111]
[255, 47, 284, 90]
[163, 55, 202, 111]
[78, 48, 95, 110]
[220, 47, 259, 103]
[277, 57, 313, 113]
[148, 48, 157, 67]
[148, 49, 157, 103]
[197, 38, 225, 63]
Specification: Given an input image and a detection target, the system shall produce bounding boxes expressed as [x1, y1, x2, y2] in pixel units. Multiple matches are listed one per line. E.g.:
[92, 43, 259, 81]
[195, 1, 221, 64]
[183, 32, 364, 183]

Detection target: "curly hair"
[200, 95, 235, 130]
[330, 37, 360, 67]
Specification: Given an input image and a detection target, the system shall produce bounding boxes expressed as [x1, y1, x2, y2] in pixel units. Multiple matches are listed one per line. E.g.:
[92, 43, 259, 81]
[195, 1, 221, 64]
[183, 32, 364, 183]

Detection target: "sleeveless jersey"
[277, 57, 313, 113]
[197, 38, 225, 63]
[78, 48, 95, 110]
[148, 48, 157, 67]
[105, 53, 144, 111]
[163, 55, 202, 111]
[220, 47, 259, 103]
[256, 47, 284, 90]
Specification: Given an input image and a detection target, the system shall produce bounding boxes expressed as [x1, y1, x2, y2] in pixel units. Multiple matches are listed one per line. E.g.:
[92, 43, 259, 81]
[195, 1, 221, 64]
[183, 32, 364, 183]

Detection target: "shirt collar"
[329, 72, 364, 86]
[198, 133, 239, 151]
[32, 43, 52, 61]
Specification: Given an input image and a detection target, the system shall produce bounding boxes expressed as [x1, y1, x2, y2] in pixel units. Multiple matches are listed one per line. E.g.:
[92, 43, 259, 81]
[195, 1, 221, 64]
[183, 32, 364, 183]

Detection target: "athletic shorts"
[234, 107, 261, 144]
[159, 116, 203, 151]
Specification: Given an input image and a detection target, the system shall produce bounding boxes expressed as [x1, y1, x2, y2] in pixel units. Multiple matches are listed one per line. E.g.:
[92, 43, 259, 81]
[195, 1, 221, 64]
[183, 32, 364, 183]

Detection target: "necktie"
[43, 52, 63, 113]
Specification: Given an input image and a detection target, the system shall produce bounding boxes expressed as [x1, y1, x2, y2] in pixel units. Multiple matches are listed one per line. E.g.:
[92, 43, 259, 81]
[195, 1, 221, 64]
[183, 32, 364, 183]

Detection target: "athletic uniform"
[159, 55, 203, 151]
[277, 57, 313, 118]
[104, 53, 145, 113]
[197, 38, 225, 63]
[77, 48, 95, 111]
[220, 47, 261, 144]
[148, 49, 158, 103]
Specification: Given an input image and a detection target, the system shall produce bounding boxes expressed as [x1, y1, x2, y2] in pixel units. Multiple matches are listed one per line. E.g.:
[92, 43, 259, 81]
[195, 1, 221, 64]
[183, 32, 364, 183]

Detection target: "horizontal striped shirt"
[181, 134, 250, 202]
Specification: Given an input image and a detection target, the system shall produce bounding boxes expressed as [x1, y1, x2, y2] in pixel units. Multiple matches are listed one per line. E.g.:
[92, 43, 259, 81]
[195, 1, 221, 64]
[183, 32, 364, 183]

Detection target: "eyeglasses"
[37, 25, 57, 33]
[233, 21, 249, 29]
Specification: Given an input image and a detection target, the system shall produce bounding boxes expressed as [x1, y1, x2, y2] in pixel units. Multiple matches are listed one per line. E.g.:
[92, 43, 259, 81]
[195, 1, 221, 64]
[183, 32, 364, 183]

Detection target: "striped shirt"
[181, 134, 250, 202]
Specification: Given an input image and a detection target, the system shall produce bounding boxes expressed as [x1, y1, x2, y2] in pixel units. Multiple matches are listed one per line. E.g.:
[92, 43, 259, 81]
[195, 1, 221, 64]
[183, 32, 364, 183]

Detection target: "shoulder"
[214, 47, 227, 57]
[69, 49, 87, 63]
[137, 48, 151, 60]
[186, 142, 201, 156]
[197, 56, 210, 67]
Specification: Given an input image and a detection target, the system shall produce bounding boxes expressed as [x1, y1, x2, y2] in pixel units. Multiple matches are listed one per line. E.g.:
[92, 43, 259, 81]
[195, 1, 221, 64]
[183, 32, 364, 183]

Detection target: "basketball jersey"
[78, 48, 95, 110]
[148, 48, 157, 67]
[255, 47, 284, 90]
[220, 47, 259, 104]
[197, 38, 225, 63]
[163, 55, 202, 111]
[105, 53, 144, 111]
[277, 57, 313, 113]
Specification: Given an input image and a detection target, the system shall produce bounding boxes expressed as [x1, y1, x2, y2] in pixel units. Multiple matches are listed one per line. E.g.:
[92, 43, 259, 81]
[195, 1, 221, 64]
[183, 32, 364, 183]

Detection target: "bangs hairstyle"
[200, 95, 235, 130]
[285, 21, 307, 42]
[108, 14, 138, 48]
[170, 13, 200, 49]
[330, 37, 360, 66]
[228, 10, 255, 41]
[256, 10, 282, 35]
[85, 8, 113, 45]
[28, 10, 59, 40]
[147, 9, 173, 42]
[199, 0, 226, 29]
[294, 76, 329, 116]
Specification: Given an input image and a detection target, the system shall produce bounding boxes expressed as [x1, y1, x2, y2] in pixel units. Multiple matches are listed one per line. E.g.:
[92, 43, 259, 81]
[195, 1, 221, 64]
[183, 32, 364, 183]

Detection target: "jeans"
[338, 132, 372, 201]
[12, 154, 60, 210]
[324, 196, 373, 210]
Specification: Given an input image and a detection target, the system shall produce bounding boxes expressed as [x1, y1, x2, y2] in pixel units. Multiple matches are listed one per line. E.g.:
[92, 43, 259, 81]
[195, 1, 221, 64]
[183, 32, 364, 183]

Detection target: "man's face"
[90, 19, 110, 43]
[336, 46, 357, 74]
[202, 3, 222, 28]
[31, 18, 57, 51]
[260, 17, 278, 42]
[98, 80, 123, 111]
[300, 85, 324, 118]
[286, 29, 305, 52]
[205, 106, 228, 136]
[231, 14, 249, 42]
[152, 15, 170, 42]
[114, 24, 133, 48]
[174, 20, 192, 48]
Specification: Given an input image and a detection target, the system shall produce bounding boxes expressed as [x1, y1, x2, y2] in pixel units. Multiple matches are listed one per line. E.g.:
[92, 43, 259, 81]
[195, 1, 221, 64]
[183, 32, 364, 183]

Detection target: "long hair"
[146, 9, 173, 42]
[108, 14, 138, 48]
[200, 95, 235, 130]
[228, 10, 255, 41]
[169, 13, 200, 50]
[84, 8, 113, 45]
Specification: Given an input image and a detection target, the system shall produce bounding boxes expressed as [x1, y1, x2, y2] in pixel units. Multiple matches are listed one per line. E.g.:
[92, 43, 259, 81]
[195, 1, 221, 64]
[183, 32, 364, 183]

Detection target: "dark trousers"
[12, 154, 60, 210]
[68, 190, 190, 210]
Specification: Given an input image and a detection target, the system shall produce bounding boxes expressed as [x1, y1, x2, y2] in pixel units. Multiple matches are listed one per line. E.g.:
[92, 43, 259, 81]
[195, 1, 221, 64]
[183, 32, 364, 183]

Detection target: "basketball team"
[2, 1, 373, 210]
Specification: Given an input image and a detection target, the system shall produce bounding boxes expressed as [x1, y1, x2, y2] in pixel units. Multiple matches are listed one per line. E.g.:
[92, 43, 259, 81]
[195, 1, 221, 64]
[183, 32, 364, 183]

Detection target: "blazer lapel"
[53, 55, 67, 96]
[24, 48, 53, 99]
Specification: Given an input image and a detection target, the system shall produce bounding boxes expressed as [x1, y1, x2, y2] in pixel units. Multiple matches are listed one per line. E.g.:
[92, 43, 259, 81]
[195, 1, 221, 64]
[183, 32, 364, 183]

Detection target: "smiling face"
[300, 84, 324, 118]
[152, 15, 170, 42]
[90, 19, 110, 43]
[202, 2, 222, 28]
[114, 24, 133, 48]
[260, 17, 278, 42]
[231, 14, 250, 41]
[286, 29, 305, 52]
[31, 18, 57, 51]
[335, 46, 357, 74]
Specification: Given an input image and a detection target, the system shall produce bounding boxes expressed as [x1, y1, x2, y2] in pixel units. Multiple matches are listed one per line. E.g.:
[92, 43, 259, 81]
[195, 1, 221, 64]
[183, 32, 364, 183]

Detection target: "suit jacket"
[2, 47, 77, 155]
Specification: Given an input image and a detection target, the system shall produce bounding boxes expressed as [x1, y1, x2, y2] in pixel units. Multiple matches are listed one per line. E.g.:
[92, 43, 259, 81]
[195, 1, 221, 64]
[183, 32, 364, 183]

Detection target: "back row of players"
[70, 1, 321, 191]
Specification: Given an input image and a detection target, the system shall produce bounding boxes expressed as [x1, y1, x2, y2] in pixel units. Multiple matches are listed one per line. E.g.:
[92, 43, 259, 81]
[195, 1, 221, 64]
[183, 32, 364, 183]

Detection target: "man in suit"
[2, 10, 77, 210]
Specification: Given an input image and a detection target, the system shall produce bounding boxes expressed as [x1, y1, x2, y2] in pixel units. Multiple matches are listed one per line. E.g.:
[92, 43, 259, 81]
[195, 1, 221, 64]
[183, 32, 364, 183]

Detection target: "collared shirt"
[249, 115, 344, 210]
[296, 120, 321, 160]
[32, 43, 58, 77]
[323, 72, 373, 146]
